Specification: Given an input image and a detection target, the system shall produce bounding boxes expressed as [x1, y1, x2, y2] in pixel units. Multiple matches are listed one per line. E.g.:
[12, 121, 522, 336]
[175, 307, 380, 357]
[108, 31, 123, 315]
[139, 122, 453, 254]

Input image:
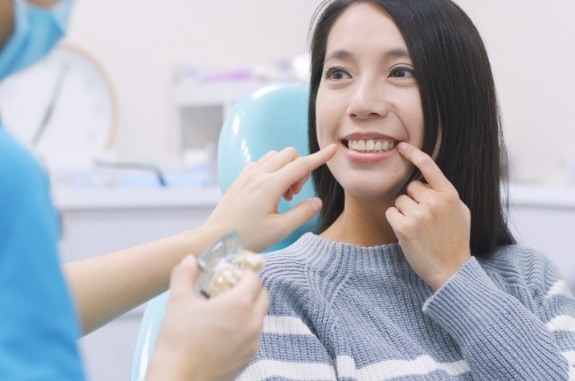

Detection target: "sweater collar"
[285, 232, 412, 274]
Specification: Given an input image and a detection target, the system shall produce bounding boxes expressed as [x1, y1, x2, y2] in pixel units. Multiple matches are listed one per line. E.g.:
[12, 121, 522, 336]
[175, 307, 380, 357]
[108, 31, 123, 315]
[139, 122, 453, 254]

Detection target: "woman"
[236, 0, 575, 380]
[0, 0, 337, 380]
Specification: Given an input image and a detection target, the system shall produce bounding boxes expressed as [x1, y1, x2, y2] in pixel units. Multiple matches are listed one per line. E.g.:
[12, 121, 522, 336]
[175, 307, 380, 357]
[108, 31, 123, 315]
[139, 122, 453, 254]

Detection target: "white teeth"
[347, 139, 397, 152]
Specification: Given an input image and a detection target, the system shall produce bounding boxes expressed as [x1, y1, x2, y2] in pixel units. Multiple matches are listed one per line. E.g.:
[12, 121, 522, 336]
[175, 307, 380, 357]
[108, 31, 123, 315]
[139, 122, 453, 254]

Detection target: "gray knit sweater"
[236, 233, 575, 380]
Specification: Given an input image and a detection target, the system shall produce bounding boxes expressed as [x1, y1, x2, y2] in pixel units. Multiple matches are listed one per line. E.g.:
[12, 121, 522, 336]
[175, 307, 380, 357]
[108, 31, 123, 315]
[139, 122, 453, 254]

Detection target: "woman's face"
[316, 2, 424, 202]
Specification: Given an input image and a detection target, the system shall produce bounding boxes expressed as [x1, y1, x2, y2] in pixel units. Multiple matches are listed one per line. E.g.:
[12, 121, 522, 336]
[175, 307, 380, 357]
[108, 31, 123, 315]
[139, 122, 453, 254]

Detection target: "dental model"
[204, 249, 265, 297]
[195, 231, 265, 298]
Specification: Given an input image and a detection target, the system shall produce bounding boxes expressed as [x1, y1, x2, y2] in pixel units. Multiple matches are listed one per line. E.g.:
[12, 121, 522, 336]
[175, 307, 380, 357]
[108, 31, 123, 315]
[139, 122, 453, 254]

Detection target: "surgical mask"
[0, 0, 76, 81]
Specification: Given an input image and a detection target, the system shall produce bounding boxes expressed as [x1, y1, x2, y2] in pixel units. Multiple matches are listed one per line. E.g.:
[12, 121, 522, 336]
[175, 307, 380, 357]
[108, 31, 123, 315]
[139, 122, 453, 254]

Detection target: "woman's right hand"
[146, 255, 269, 381]
[205, 144, 337, 252]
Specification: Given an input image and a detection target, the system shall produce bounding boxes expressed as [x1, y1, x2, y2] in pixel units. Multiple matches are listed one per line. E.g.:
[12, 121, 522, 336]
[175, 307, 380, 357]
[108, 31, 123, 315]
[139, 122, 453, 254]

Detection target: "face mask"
[0, 0, 76, 81]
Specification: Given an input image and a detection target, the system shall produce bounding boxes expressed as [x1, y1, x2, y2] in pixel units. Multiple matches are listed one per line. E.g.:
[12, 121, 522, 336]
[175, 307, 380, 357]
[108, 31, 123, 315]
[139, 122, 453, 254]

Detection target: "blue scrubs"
[0, 124, 85, 380]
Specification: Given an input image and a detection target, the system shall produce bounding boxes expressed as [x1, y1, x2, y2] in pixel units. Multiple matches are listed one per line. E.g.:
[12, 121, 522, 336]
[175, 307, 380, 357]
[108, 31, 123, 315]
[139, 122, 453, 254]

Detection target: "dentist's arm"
[64, 144, 337, 335]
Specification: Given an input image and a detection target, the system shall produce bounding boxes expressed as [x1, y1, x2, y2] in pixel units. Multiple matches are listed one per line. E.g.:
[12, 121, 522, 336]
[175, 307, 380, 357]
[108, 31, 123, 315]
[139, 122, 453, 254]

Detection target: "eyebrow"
[324, 47, 411, 62]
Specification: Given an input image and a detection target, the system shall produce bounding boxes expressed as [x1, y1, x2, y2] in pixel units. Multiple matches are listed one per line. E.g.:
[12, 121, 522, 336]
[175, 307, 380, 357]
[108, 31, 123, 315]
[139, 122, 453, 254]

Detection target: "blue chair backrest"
[130, 83, 313, 380]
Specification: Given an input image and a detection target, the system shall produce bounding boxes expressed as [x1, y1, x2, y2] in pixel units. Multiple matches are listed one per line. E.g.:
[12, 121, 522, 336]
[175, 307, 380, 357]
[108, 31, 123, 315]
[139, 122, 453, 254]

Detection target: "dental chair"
[130, 83, 314, 381]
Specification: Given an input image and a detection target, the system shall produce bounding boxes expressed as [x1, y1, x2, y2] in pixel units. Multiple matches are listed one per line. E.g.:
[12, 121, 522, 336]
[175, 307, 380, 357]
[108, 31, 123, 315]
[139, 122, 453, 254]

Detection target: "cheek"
[405, 94, 425, 148]
[316, 125, 335, 152]
[315, 100, 333, 147]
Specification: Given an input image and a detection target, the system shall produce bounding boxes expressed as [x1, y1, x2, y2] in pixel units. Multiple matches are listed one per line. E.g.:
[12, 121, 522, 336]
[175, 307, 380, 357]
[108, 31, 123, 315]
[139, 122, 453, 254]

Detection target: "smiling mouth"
[343, 138, 397, 153]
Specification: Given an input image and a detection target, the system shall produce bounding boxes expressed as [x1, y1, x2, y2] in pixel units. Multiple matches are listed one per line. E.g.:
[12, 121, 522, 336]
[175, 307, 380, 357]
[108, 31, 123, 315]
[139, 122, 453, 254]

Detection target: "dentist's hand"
[205, 144, 337, 252]
[385, 142, 471, 291]
[146, 255, 269, 381]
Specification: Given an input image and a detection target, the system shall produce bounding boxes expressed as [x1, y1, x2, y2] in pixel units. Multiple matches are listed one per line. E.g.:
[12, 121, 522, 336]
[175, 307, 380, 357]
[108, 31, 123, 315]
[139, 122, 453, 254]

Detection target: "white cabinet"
[172, 79, 272, 162]
[54, 186, 221, 381]
[508, 184, 575, 287]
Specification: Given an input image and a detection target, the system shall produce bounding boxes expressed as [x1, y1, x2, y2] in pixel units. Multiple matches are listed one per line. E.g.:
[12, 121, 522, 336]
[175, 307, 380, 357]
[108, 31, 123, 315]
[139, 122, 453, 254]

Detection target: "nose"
[347, 81, 390, 120]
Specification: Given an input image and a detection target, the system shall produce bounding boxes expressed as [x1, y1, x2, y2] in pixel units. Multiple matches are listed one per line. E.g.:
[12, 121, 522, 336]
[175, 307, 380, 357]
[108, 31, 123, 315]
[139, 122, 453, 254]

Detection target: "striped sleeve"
[535, 260, 575, 379]
[235, 315, 337, 381]
[423, 255, 575, 380]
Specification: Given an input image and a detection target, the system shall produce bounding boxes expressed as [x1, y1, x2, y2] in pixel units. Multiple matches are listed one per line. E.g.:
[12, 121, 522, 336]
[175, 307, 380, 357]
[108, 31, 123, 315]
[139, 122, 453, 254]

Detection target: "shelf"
[53, 186, 222, 210]
[508, 183, 575, 209]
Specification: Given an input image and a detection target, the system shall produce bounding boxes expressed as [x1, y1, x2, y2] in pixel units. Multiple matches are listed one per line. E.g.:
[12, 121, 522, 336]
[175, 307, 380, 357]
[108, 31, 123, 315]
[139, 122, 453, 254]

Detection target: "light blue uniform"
[0, 124, 85, 380]
[0, 0, 85, 379]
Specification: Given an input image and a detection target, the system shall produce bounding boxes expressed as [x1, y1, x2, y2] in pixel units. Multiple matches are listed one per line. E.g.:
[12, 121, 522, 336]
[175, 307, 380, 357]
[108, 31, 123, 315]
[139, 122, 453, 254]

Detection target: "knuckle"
[283, 146, 299, 158]
[395, 194, 409, 205]
[426, 197, 439, 210]
[406, 181, 418, 194]
[251, 174, 269, 189]
[444, 190, 460, 204]
[239, 162, 256, 178]
[463, 203, 471, 218]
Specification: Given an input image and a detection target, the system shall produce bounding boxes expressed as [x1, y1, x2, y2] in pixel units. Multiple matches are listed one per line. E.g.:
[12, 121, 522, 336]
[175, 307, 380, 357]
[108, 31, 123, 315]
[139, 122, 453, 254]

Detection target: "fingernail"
[311, 197, 322, 212]
[397, 142, 407, 150]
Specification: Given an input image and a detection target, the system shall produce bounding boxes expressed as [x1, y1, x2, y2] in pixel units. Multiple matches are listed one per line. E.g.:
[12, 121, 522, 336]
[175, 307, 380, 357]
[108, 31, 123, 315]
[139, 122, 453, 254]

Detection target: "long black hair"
[308, 0, 515, 257]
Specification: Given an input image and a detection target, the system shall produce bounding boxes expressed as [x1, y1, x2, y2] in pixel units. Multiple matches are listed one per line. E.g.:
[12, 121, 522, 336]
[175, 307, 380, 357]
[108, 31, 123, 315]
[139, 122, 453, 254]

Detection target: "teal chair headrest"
[217, 83, 315, 251]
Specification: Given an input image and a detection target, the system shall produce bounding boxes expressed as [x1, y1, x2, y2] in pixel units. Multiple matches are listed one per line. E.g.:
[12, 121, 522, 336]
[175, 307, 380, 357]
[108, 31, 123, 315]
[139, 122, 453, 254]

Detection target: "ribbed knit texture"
[236, 233, 575, 381]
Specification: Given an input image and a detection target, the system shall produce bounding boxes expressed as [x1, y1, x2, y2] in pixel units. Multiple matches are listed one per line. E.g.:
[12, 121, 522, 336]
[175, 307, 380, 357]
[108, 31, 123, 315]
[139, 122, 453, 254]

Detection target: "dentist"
[0, 0, 337, 380]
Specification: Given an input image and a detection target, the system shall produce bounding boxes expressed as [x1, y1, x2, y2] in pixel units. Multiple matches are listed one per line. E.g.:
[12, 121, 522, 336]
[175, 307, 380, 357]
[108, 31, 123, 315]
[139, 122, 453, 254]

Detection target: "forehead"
[325, 2, 408, 56]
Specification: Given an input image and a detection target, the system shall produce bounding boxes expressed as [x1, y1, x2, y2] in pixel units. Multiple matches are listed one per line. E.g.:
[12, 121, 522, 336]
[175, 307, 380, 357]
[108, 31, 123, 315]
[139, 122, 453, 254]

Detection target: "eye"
[325, 67, 351, 81]
[390, 66, 415, 79]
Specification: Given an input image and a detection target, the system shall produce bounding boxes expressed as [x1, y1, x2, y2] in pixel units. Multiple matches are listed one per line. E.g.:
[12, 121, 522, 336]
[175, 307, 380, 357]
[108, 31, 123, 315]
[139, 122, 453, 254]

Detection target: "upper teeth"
[348, 139, 396, 152]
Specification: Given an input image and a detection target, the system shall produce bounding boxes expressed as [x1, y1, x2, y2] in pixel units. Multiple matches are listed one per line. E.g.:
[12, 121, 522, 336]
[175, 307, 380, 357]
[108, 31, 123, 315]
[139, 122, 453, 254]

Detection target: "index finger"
[274, 144, 337, 189]
[397, 142, 455, 192]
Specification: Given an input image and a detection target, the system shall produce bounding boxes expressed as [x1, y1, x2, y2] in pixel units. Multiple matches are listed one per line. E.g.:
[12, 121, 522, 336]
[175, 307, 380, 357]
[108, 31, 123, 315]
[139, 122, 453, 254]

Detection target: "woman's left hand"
[385, 142, 471, 291]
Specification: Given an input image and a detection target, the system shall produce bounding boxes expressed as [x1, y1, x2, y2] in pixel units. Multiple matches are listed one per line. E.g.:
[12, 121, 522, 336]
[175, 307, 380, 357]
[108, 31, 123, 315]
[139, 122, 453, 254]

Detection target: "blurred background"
[0, 1, 573, 380]
[2, 0, 574, 184]
[68, 0, 575, 185]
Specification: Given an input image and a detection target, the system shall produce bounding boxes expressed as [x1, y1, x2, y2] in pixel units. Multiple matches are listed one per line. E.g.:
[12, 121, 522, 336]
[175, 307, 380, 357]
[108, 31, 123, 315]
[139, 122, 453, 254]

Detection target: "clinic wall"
[64, 0, 575, 185]
[64, 0, 323, 160]
[455, 0, 575, 185]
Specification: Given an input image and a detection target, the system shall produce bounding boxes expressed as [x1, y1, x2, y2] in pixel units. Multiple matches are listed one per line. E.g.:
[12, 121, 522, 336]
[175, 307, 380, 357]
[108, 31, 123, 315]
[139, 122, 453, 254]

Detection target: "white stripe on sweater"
[238, 355, 470, 381]
[546, 315, 575, 333]
[565, 351, 575, 381]
[546, 280, 574, 299]
[236, 360, 337, 381]
[337, 355, 470, 380]
[263, 316, 314, 336]
[563, 351, 575, 365]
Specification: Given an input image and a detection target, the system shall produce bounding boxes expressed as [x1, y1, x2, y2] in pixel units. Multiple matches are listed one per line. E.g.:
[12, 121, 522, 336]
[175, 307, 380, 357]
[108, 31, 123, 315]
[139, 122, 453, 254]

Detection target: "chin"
[333, 164, 410, 197]
[337, 178, 406, 203]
